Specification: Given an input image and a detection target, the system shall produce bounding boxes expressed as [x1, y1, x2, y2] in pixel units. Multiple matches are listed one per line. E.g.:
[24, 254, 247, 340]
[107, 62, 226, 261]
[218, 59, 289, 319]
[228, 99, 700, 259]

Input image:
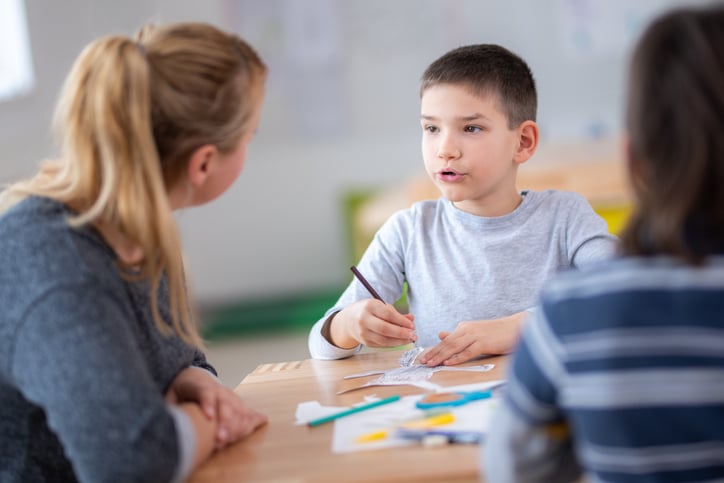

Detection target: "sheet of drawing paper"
[331, 380, 504, 453]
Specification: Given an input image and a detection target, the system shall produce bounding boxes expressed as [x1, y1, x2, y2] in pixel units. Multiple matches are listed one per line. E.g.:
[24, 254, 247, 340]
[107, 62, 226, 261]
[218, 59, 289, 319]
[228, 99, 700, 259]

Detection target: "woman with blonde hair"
[0, 22, 267, 482]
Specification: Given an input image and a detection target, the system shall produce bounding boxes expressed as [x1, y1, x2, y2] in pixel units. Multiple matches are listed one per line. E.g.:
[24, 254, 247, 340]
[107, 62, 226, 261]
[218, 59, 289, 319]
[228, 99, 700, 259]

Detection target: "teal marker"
[307, 395, 401, 427]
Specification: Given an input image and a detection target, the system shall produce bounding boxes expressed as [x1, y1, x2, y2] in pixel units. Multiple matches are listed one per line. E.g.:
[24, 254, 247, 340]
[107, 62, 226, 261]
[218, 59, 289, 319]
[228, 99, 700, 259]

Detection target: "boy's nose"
[437, 137, 461, 160]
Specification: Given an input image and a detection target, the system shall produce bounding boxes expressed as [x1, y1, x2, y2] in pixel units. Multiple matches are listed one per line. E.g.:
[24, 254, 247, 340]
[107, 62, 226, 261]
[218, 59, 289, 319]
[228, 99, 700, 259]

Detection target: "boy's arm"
[309, 300, 417, 360]
[308, 210, 412, 360]
[329, 300, 416, 348]
[566, 193, 619, 266]
[308, 311, 363, 360]
[418, 311, 528, 366]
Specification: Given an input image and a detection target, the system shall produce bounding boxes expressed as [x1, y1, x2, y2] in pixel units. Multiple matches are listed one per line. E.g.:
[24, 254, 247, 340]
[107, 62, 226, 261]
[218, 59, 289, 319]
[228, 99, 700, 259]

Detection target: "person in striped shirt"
[484, 4, 724, 482]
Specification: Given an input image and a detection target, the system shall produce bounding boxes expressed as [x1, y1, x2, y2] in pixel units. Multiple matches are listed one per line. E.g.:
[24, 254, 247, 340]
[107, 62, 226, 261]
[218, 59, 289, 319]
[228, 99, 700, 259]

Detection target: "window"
[0, 0, 34, 102]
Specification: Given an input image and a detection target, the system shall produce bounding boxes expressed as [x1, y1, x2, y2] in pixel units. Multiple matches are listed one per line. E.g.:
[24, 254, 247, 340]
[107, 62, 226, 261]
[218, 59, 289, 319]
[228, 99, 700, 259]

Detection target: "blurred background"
[0, 0, 708, 385]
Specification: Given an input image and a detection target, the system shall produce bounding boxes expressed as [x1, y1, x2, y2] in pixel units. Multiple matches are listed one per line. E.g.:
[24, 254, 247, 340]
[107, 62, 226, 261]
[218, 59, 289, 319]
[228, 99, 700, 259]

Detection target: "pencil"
[350, 266, 384, 302]
[307, 394, 401, 427]
[350, 265, 418, 348]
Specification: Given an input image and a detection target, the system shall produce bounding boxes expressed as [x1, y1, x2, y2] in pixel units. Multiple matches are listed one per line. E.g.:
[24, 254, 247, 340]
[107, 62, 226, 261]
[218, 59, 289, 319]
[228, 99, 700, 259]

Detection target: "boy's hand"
[166, 367, 268, 449]
[418, 312, 526, 366]
[330, 299, 417, 348]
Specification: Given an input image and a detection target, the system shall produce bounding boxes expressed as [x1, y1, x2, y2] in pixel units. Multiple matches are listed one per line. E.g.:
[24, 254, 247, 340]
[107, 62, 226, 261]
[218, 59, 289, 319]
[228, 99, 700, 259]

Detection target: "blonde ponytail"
[1, 24, 267, 347]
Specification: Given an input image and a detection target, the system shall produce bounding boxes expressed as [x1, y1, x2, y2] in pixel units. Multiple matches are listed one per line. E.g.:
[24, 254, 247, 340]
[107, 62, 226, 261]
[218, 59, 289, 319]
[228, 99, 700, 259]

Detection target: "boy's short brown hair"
[420, 44, 537, 129]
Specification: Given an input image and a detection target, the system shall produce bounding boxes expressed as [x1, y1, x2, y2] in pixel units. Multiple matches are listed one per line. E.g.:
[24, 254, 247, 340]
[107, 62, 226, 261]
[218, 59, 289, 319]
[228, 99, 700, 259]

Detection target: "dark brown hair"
[420, 44, 537, 128]
[620, 5, 724, 262]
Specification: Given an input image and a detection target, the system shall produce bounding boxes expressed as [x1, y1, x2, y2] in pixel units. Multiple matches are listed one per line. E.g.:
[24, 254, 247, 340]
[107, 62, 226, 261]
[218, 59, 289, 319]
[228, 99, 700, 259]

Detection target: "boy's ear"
[186, 144, 219, 188]
[513, 120, 539, 165]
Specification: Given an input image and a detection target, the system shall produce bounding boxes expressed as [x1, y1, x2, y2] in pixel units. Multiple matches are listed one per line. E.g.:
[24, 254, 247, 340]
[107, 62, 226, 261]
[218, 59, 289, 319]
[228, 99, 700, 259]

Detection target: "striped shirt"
[484, 256, 724, 483]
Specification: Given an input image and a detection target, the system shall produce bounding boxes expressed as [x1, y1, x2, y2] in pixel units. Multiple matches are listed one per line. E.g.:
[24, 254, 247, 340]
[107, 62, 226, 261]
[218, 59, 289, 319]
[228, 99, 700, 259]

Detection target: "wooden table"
[188, 350, 508, 482]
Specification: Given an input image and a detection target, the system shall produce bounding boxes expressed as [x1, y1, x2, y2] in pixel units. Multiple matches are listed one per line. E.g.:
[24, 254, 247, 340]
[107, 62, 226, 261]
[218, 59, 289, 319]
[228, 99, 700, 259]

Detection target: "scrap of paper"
[365, 364, 496, 386]
[339, 363, 496, 394]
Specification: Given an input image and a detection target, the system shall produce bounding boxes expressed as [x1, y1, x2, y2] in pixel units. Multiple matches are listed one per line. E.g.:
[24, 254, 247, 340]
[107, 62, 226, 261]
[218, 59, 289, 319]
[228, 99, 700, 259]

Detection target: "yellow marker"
[355, 412, 455, 443]
[355, 429, 389, 443]
[400, 412, 454, 429]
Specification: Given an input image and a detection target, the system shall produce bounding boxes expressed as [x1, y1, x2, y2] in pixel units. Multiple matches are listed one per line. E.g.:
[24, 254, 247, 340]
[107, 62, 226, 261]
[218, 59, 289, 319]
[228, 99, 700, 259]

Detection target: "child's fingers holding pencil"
[348, 265, 418, 346]
[342, 300, 417, 347]
[368, 304, 417, 344]
[373, 302, 415, 329]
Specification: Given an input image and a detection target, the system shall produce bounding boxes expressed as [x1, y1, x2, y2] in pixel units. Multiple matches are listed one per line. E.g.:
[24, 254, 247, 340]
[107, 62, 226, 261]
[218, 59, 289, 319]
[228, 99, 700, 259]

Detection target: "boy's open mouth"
[441, 169, 459, 175]
[437, 168, 465, 182]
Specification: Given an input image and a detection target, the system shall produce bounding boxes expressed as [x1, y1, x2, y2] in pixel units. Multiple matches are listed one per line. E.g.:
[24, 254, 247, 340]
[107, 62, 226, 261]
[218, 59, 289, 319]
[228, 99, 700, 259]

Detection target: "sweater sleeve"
[308, 209, 410, 360]
[189, 349, 217, 377]
[482, 309, 581, 483]
[10, 284, 185, 483]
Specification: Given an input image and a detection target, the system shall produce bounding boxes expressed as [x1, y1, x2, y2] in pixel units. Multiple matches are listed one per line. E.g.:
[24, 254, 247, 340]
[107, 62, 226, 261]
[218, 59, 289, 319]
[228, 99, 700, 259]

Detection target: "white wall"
[0, 0, 703, 305]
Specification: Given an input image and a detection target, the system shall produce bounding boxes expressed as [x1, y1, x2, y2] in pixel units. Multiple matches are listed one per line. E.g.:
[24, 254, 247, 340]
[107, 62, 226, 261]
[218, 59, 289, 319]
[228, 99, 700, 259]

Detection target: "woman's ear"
[513, 120, 539, 165]
[168, 144, 221, 210]
[187, 144, 219, 188]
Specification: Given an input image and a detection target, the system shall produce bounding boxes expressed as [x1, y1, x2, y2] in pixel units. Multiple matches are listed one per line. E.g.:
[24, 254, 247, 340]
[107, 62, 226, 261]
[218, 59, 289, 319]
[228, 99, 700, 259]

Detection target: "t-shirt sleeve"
[308, 311, 363, 360]
[308, 209, 410, 360]
[564, 193, 618, 267]
[10, 284, 183, 483]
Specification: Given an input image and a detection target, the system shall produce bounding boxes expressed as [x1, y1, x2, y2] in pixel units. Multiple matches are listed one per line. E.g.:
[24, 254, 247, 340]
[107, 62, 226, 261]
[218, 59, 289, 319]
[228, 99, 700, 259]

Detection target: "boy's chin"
[436, 187, 469, 203]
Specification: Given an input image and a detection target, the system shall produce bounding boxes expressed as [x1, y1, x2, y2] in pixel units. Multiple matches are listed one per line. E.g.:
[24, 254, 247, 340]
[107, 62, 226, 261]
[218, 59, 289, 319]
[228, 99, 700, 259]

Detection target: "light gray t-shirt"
[308, 190, 617, 360]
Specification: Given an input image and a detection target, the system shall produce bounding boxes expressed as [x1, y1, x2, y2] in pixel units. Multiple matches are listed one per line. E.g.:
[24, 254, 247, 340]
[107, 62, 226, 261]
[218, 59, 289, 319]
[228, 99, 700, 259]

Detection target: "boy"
[308, 44, 616, 364]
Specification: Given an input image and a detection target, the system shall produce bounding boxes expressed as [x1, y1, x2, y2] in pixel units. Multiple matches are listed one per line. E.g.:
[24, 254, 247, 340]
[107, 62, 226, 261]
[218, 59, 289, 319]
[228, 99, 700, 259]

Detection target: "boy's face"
[420, 83, 527, 217]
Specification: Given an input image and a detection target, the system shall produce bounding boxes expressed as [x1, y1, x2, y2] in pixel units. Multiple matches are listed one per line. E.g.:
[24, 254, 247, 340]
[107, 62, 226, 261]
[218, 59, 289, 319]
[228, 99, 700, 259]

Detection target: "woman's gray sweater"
[0, 196, 213, 482]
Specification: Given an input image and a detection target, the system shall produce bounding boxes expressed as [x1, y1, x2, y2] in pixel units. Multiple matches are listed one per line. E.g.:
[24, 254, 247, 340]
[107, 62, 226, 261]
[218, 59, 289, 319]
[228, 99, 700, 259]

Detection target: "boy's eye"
[464, 125, 482, 133]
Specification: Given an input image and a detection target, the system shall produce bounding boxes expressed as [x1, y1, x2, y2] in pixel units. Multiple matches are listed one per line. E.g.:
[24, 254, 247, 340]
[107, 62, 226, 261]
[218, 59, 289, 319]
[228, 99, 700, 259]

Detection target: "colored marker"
[307, 395, 401, 427]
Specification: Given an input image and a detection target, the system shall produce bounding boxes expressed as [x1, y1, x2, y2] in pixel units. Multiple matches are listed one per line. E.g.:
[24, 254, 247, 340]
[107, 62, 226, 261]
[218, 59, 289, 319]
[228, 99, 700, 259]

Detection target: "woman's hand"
[418, 312, 527, 366]
[166, 367, 267, 449]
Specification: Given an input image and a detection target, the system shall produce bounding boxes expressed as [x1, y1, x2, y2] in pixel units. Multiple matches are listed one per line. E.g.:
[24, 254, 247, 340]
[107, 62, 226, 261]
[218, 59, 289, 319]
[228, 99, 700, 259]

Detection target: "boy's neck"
[452, 191, 524, 217]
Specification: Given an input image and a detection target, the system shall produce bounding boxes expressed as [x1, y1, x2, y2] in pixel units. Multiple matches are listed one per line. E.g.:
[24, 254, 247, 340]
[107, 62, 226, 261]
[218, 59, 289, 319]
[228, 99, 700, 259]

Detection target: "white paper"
[330, 380, 505, 453]
[295, 395, 389, 425]
[294, 400, 348, 426]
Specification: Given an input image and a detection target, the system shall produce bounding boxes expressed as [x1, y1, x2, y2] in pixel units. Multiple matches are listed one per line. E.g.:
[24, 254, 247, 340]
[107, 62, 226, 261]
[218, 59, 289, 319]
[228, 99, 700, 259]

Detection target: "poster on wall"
[555, 0, 697, 59]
